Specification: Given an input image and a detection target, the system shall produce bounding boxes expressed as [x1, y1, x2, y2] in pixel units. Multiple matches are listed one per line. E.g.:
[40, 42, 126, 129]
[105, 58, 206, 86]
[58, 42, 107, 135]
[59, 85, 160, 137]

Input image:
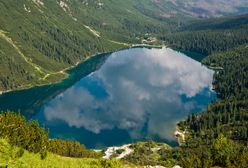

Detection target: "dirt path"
[0, 30, 46, 75]
[84, 25, 101, 37]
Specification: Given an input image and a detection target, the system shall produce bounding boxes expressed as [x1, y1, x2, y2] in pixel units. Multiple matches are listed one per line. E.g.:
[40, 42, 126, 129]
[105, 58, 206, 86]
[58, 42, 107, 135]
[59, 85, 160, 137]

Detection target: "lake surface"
[0, 47, 216, 148]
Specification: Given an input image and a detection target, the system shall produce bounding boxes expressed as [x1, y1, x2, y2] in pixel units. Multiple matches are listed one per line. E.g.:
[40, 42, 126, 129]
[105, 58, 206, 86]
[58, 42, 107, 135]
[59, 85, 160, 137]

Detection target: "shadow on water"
[0, 53, 111, 118]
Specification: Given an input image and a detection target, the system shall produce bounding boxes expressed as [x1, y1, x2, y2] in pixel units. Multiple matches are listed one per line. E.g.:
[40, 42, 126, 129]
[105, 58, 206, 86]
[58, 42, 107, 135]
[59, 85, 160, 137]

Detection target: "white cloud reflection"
[43, 47, 215, 140]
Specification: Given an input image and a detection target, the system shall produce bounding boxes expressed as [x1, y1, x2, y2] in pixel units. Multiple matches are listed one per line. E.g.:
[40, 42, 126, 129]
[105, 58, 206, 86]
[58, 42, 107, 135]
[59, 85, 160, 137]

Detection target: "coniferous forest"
[0, 1, 248, 168]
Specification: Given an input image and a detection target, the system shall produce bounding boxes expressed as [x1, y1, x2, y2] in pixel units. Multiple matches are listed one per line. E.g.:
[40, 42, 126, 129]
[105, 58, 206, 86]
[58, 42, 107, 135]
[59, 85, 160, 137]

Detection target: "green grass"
[0, 138, 123, 168]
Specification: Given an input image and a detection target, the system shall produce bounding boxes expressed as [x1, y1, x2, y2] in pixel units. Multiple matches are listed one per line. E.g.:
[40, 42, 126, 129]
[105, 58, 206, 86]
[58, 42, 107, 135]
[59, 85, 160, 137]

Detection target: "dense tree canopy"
[0, 111, 99, 159]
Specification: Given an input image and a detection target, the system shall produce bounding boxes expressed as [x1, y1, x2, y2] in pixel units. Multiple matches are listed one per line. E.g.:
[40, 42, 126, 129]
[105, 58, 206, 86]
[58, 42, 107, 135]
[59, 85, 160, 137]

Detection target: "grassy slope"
[0, 138, 131, 168]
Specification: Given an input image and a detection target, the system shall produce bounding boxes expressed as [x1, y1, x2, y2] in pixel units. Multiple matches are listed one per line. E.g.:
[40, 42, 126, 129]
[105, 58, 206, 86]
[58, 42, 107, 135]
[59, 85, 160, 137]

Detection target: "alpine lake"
[0, 47, 216, 149]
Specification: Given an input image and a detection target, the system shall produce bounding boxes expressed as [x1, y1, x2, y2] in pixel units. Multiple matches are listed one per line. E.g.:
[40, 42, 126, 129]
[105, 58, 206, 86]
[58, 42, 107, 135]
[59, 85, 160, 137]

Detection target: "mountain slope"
[162, 14, 248, 55]
[161, 0, 248, 18]
[0, 0, 169, 91]
[159, 13, 248, 168]
[183, 14, 248, 31]
[0, 138, 123, 168]
[1, 0, 248, 92]
[133, 0, 248, 22]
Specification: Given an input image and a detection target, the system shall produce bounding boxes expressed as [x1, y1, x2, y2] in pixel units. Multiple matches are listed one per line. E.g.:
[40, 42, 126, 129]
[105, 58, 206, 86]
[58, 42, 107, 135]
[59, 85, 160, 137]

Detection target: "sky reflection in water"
[38, 47, 215, 148]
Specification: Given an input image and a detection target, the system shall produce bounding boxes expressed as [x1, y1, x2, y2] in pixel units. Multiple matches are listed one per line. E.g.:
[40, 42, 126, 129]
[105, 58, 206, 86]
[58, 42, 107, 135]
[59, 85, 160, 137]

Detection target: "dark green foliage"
[48, 139, 100, 158]
[98, 159, 121, 168]
[1, 1, 248, 167]
[40, 149, 47, 160]
[124, 136, 248, 168]
[162, 27, 248, 55]
[1, 0, 247, 91]
[0, 111, 48, 158]
[170, 18, 248, 168]
[125, 141, 176, 167]
[181, 46, 248, 144]
[178, 135, 248, 168]
[15, 148, 25, 158]
[0, 111, 99, 159]
[203, 46, 248, 100]
[0, 0, 170, 91]
[116, 149, 125, 155]
[162, 14, 248, 56]
[125, 14, 248, 167]
[164, 16, 248, 150]
[183, 14, 248, 31]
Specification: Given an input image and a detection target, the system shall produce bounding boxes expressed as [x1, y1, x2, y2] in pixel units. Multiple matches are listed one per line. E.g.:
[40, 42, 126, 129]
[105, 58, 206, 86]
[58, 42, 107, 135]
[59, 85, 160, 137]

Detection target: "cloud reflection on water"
[43, 47, 215, 141]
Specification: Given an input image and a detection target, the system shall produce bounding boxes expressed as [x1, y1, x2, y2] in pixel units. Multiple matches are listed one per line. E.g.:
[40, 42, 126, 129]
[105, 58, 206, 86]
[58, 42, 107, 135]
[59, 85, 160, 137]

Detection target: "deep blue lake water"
[0, 47, 216, 148]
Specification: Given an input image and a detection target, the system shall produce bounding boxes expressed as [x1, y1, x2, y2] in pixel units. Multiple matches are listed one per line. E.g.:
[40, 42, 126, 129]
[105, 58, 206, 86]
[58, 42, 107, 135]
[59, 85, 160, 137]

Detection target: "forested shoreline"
[164, 17, 248, 167]
[0, 2, 248, 167]
[1, 37, 247, 168]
